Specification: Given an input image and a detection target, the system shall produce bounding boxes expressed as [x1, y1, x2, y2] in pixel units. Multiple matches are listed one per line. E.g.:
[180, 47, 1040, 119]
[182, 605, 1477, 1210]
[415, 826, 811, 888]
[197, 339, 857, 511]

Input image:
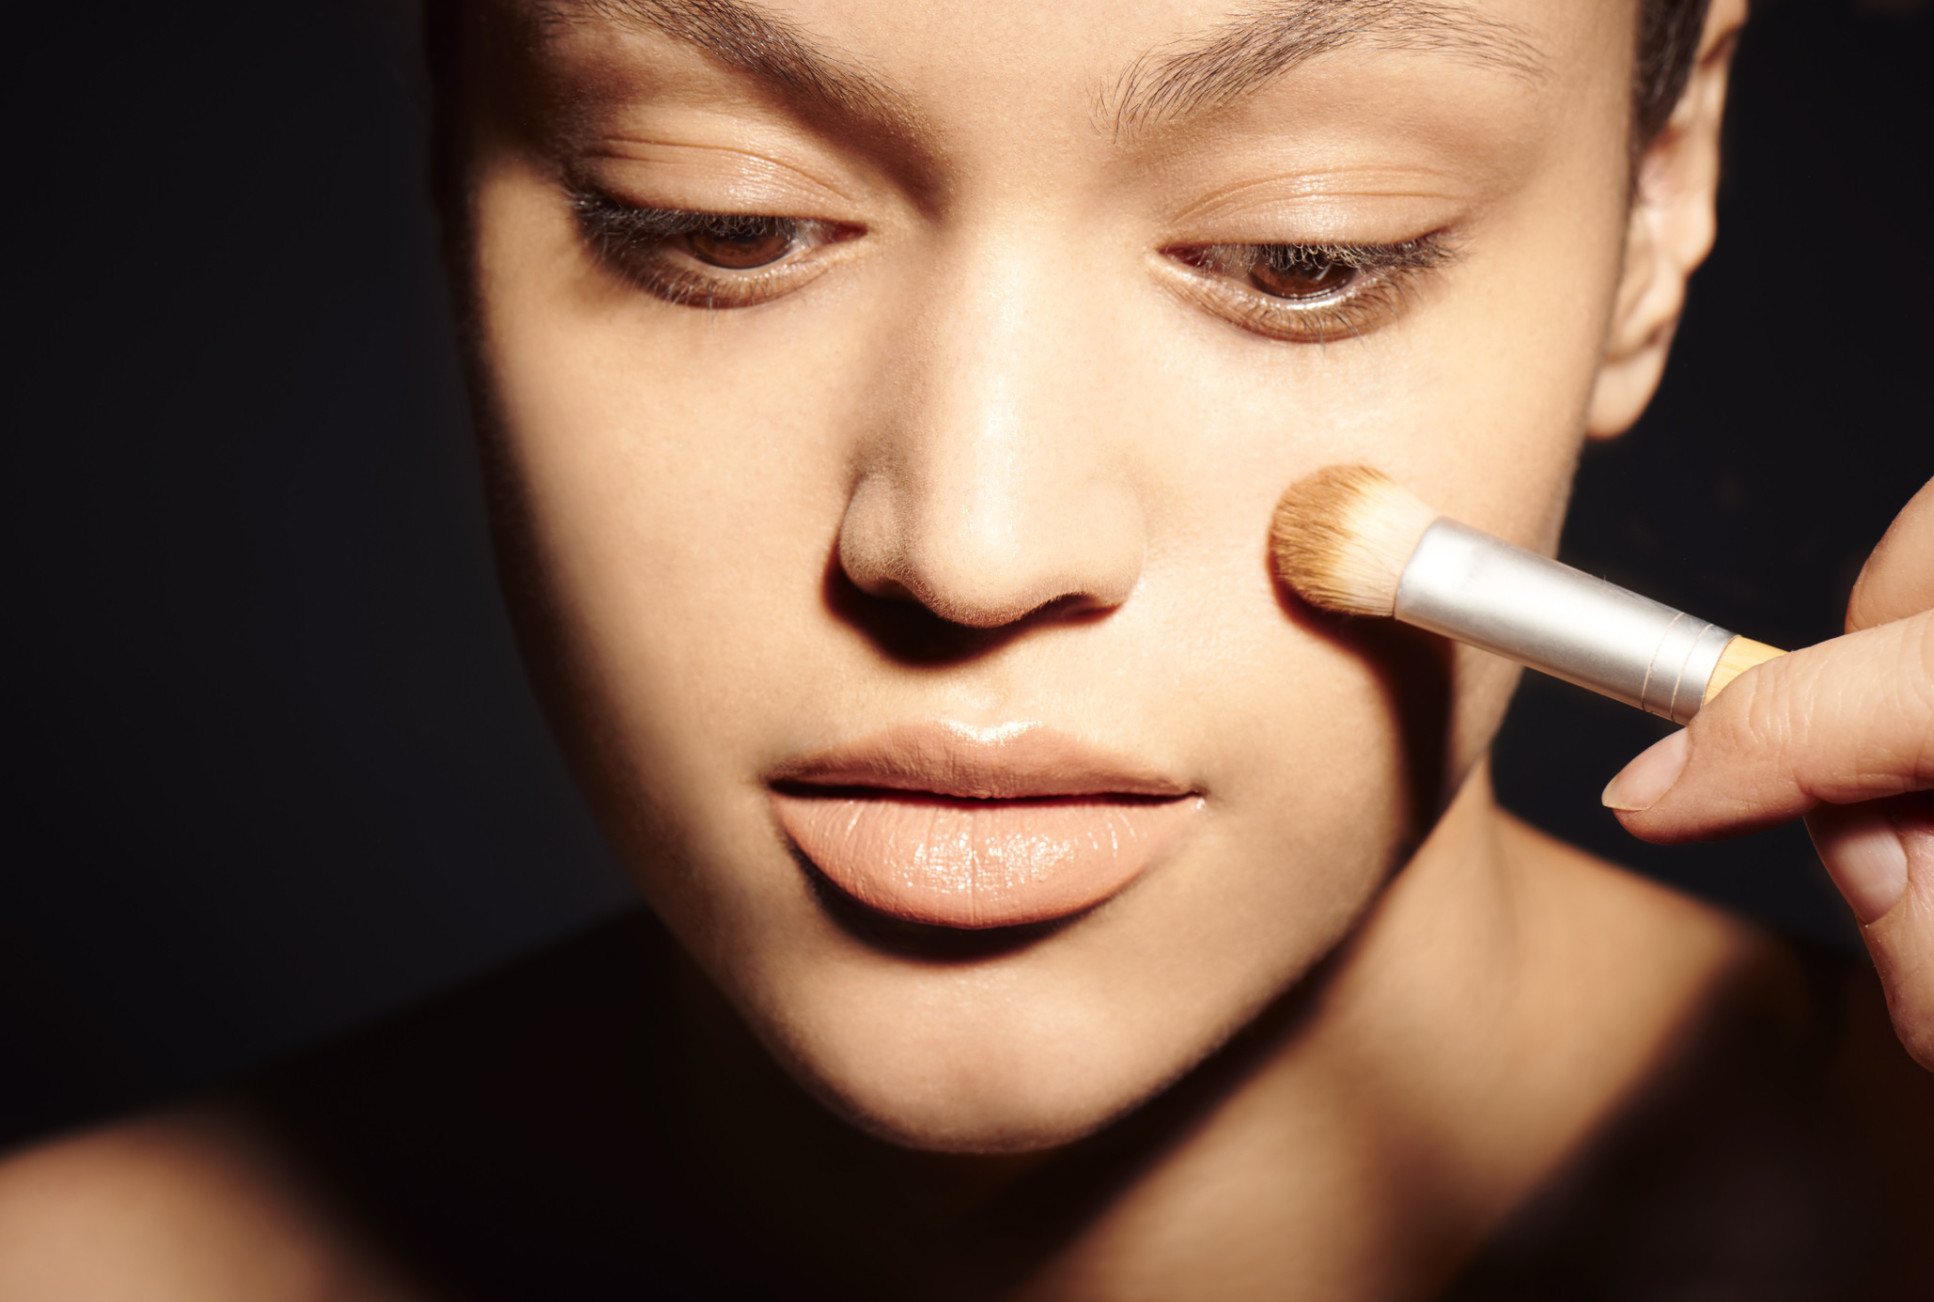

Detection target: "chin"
[792, 1046, 1169, 1156]
[742, 962, 1214, 1154]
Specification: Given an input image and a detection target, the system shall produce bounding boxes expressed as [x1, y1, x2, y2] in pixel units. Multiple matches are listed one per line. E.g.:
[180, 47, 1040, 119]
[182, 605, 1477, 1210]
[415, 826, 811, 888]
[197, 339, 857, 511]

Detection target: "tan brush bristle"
[1269, 465, 1440, 617]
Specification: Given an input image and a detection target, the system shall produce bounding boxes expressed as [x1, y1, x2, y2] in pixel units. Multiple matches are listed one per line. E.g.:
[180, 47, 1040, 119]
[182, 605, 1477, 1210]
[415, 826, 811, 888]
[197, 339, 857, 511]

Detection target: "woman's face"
[463, 0, 1644, 1150]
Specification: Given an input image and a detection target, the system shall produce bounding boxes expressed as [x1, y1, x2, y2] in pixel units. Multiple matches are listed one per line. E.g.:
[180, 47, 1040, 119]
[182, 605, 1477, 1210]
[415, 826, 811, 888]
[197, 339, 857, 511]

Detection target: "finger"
[1810, 794, 1934, 1071]
[1603, 607, 1934, 839]
[1807, 800, 1910, 925]
[1847, 476, 1934, 633]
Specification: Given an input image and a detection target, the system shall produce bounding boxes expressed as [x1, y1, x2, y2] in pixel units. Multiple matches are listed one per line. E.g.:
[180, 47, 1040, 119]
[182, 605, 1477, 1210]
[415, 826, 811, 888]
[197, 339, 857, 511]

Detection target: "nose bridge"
[839, 227, 1144, 629]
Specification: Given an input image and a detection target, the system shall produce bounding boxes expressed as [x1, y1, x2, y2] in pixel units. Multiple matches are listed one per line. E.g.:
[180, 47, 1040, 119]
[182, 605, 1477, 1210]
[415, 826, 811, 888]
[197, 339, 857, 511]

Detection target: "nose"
[837, 238, 1146, 630]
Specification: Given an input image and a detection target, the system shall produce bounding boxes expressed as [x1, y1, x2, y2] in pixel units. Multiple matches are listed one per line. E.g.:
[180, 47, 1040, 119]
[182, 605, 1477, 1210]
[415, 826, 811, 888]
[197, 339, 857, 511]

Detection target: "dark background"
[4, 0, 1929, 1147]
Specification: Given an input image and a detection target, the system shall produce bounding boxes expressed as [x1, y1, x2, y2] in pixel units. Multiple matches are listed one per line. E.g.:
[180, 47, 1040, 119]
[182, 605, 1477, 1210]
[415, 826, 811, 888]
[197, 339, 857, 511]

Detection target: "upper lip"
[766, 721, 1194, 801]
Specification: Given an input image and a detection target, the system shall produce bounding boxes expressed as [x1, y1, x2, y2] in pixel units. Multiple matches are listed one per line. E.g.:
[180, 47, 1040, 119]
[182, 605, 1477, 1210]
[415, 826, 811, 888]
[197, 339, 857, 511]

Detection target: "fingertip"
[1602, 729, 1691, 813]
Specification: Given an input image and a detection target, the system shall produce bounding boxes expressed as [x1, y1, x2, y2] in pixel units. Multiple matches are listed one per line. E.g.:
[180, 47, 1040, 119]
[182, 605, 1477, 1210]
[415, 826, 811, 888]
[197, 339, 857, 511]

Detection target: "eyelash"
[1156, 238, 1454, 343]
[570, 187, 1451, 341]
[571, 189, 855, 309]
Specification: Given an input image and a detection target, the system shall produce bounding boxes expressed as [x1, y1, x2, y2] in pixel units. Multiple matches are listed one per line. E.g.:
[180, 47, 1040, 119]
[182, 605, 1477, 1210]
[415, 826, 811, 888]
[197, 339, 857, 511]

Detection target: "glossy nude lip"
[767, 724, 1201, 931]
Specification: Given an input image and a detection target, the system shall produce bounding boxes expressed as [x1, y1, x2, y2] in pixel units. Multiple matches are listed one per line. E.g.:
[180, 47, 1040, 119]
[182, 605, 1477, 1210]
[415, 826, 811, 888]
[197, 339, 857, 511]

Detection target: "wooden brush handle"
[1702, 636, 1787, 704]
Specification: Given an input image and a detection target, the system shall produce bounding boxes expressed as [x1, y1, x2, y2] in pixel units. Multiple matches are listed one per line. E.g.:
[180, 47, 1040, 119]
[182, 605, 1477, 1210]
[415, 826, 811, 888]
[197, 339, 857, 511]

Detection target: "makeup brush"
[1269, 465, 1785, 723]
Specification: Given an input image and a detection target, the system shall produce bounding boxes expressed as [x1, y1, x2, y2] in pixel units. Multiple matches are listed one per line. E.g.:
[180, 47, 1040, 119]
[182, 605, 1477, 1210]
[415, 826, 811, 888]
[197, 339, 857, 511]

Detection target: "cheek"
[1150, 188, 1622, 790]
[468, 157, 869, 950]
[472, 154, 861, 725]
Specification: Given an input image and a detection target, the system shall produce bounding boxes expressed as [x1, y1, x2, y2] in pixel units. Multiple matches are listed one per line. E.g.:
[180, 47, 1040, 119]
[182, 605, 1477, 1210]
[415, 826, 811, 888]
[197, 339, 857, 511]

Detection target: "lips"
[768, 723, 1200, 930]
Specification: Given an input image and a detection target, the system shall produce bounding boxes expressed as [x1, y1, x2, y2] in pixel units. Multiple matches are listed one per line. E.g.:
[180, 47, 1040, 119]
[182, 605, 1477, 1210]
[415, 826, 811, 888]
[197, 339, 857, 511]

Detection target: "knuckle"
[1909, 615, 1934, 705]
[1679, 653, 1818, 819]
[1726, 650, 1807, 762]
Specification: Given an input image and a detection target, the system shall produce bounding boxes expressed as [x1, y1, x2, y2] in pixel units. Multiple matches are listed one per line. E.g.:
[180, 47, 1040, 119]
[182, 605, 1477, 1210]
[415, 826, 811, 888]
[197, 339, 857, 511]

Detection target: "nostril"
[835, 438, 1145, 637]
[823, 547, 1120, 666]
[858, 545, 1118, 631]
[822, 555, 1009, 665]
[930, 587, 1119, 630]
[849, 571, 919, 605]
[838, 499, 1139, 628]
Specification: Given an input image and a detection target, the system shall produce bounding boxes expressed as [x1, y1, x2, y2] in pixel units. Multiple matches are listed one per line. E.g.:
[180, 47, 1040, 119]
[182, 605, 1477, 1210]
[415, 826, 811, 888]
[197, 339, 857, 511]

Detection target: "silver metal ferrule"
[1394, 519, 1733, 724]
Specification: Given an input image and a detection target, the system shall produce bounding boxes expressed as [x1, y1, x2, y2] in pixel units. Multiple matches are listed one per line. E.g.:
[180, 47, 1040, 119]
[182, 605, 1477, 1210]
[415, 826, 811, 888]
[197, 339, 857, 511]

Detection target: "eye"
[1246, 247, 1362, 301]
[570, 189, 859, 309]
[1159, 238, 1452, 343]
[681, 216, 804, 270]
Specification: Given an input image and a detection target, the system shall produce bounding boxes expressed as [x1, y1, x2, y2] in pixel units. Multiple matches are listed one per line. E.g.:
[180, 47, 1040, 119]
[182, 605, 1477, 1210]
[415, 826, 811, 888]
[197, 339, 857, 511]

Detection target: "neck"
[668, 765, 1745, 1300]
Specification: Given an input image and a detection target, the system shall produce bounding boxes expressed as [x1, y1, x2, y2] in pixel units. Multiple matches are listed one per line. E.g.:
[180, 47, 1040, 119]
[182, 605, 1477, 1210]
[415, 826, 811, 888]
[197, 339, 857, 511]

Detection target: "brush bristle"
[1269, 465, 1439, 617]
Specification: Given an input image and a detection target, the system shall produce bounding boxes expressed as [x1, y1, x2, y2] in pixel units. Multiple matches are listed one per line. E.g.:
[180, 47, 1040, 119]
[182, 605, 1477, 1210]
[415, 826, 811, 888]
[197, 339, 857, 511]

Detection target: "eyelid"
[1165, 175, 1477, 236]
[579, 137, 865, 214]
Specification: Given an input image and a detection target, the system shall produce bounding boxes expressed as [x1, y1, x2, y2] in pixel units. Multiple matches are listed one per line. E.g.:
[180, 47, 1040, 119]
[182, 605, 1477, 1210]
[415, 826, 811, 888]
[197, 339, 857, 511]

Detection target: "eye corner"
[1160, 243, 1227, 272]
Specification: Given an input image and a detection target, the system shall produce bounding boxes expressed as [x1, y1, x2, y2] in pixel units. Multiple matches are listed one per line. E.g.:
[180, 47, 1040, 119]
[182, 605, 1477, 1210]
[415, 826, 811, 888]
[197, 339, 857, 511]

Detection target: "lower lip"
[770, 791, 1199, 930]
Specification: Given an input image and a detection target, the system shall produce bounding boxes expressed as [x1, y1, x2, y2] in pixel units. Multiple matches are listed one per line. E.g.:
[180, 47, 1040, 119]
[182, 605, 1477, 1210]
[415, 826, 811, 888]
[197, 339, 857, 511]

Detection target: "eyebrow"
[534, 0, 913, 128]
[534, 0, 1547, 145]
[1105, 0, 1550, 139]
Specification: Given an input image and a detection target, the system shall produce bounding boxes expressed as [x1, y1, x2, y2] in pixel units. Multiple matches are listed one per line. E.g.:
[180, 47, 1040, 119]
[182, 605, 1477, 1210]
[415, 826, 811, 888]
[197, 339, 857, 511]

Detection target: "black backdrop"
[5, 0, 1930, 1146]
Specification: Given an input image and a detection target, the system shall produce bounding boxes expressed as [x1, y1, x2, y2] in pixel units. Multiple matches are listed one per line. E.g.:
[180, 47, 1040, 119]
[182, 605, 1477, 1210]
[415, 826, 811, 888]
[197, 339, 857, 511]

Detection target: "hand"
[1602, 477, 1934, 1069]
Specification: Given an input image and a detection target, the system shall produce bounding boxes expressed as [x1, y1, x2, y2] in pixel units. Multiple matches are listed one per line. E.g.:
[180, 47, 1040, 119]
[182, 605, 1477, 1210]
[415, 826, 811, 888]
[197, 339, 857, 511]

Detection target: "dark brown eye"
[1247, 248, 1358, 300]
[1156, 235, 1450, 343]
[684, 224, 796, 269]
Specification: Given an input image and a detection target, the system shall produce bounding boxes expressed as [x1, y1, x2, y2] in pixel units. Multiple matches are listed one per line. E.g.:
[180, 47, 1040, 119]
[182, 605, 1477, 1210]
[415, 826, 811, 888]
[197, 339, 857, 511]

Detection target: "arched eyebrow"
[534, 0, 914, 129]
[535, 0, 1548, 145]
[1104, 1, 1552, 140]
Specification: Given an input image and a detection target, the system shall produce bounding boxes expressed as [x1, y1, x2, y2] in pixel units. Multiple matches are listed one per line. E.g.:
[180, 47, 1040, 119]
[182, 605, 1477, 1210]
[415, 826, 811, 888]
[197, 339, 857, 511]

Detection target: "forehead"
[511, 0, 1637, 138]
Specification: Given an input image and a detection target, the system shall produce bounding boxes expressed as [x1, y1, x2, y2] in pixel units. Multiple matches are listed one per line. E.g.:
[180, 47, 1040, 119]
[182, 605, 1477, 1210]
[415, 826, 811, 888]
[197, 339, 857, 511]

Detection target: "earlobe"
[1586, 0, 1749, 440]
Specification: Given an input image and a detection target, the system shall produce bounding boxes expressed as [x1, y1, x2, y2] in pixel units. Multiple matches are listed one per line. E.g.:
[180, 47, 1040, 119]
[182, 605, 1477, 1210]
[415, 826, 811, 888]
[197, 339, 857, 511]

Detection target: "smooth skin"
[4, 0, 1934, 1298]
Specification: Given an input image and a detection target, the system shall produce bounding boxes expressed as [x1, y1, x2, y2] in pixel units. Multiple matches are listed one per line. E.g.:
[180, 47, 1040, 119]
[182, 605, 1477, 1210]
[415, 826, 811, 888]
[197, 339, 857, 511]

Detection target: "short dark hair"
[1637, 0, 1716, 145]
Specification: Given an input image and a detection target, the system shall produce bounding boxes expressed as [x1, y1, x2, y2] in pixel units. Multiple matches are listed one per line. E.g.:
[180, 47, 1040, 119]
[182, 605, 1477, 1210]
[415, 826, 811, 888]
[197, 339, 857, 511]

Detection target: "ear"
[1586, 0, 1750, 440]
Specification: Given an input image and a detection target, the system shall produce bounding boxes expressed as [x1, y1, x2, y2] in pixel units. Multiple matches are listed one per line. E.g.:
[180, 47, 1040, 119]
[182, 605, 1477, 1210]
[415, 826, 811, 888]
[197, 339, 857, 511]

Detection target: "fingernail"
[1602, 729, 1691, 812]
[1808, 807, 1910, 925]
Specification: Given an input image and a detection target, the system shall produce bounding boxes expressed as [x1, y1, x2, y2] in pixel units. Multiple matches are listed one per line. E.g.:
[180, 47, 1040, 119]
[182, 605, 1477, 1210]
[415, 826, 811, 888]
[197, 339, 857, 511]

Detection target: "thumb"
[1808, 795, 1934, 1070]
[1603, 608, 1934, 839]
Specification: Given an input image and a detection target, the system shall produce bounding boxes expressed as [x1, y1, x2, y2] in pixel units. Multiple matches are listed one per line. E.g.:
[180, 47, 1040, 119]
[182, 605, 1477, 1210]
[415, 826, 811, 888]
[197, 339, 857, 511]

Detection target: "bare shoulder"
[1463, 814, 1934, 1295]
[1497, 811, 1772, 1007]
[1499, 812, 1746, 935]
[0, 1102, 424, 1301]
